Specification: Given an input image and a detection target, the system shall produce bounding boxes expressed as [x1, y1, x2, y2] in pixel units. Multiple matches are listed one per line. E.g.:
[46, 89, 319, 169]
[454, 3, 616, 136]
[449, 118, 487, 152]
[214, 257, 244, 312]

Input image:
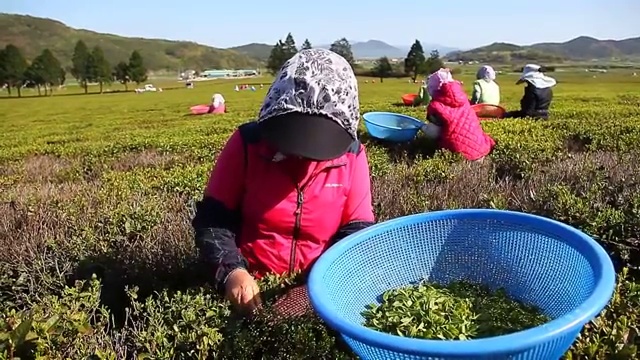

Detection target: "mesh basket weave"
[272, 285, 312, 318]
[308, 209, 616, 360]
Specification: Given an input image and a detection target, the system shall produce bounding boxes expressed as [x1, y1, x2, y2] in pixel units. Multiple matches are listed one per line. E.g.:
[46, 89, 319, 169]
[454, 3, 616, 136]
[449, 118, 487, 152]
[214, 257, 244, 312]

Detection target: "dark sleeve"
[192, 197, 248, 293]
[193, 130, 249, 293]
[427, 112, 444, 127]
[519, 84, 537, 117]
[330, 221, 376, 244]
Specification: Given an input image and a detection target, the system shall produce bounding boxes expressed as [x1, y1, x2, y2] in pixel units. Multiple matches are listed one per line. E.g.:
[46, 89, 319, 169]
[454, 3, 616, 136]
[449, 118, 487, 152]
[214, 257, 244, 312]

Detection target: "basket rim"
[362, 112, 423, 131]
[470, 104, 506, 111]
[308, 209, 617, 357]
[401, 93, 418, 100]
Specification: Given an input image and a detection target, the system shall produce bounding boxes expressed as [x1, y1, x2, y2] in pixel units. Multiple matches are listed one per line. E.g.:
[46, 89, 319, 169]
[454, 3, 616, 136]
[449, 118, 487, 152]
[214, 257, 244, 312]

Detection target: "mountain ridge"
[449, 36, 640, 62]
[230, 36, 640, 63]
[230, 40, 459, 61]
[0, 13, 259, 71]
[2, 13, 638, 72]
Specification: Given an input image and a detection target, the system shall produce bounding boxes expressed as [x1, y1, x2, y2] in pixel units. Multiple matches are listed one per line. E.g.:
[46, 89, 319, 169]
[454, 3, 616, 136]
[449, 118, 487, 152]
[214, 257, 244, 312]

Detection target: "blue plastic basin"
[308, 209, 616, 360]
[362, 112, 423, 143]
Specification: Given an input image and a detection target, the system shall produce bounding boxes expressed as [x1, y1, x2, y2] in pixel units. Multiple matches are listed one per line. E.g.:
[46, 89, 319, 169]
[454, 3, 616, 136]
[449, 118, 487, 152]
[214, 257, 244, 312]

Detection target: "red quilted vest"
[427, 82, 496, 160]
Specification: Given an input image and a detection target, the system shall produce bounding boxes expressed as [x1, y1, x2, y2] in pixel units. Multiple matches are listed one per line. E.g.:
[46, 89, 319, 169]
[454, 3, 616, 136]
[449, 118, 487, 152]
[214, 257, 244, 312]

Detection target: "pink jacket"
[428, 82, 496, 160]
[195, 122, 375, 281]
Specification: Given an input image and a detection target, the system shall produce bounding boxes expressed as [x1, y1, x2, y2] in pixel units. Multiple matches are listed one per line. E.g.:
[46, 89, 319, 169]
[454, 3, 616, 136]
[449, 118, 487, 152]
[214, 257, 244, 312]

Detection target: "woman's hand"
[224, 268, 262, 313]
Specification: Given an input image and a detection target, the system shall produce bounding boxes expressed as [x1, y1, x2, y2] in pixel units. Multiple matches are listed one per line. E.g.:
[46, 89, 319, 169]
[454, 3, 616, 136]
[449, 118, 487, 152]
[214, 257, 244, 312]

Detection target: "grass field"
[1, 72, 640, 359]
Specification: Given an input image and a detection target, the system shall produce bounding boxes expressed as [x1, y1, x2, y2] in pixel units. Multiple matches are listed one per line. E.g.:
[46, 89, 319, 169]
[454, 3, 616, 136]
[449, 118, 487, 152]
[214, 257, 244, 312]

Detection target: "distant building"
[201, 69, 259, 78]
[586, 68, 607, 73]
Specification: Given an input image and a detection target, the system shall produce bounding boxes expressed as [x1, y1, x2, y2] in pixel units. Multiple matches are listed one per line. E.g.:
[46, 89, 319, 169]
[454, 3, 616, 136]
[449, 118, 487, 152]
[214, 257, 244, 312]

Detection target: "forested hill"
[0, 13, 259, 71]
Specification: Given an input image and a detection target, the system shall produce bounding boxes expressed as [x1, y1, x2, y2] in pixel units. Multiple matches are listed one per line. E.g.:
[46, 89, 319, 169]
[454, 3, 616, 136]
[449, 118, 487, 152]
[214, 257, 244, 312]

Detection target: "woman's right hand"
[224, 268, 262, 313]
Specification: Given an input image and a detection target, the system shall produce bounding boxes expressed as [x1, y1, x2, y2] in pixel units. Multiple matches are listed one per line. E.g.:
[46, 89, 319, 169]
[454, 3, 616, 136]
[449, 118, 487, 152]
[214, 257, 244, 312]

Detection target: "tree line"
[266, 34, 356, 74]
[265, 35, 444, 83]
[0, 40, 148, 97]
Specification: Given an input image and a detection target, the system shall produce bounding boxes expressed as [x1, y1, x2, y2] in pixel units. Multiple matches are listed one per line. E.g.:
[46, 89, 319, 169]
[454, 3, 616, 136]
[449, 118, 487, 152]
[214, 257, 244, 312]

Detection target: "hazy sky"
[2, 0, 639, 49]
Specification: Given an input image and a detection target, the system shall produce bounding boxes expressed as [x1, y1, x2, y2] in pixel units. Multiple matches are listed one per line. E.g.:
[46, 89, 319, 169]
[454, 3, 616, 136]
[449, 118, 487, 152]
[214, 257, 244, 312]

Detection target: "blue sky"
[2, 0, 639, 50]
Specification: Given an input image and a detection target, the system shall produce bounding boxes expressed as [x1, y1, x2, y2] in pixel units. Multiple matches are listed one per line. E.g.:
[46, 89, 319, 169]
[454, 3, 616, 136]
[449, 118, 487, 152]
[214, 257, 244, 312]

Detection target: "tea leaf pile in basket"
[362, 280, 550, 340]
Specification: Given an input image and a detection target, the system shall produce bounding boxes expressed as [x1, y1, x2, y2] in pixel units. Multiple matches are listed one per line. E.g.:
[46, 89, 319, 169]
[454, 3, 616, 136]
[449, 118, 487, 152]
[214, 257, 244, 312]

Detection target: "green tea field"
[1, 71, 640, 359]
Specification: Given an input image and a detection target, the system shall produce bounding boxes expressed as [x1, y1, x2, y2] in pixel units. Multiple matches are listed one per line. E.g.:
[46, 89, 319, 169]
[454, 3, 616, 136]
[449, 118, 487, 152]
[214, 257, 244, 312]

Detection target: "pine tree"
[372, 57, 393, 83]
[329, 38, 354, 66]
[423, 50, 445, 76]
[24, 58, 44, 95]
[25, 49, 61, 95]
[91, 46, 111, 93]
[0, 48, 6, 96]
[41, 49, 65, 94]
[282, 33, 298, 59]
[301, 39, 312, 50]
[0, 44, 28, 97]
[404, 40, 426, 82]
[113, 61, 130, 91]
[266, 40, 286, 74]
[128, 50, 147, 85]
[71, 40, 90, 93]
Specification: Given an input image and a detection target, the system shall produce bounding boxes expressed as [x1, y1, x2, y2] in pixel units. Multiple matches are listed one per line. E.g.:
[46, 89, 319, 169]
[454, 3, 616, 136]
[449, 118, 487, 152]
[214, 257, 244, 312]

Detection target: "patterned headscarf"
[427, 68, 454, 97]
[257, 48, 360, 140]
[476, 65, 496, 81]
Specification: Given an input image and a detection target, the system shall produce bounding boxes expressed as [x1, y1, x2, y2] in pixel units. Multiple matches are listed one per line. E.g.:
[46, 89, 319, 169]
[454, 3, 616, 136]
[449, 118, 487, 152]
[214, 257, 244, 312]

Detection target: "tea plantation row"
[0, 74, 639, 359]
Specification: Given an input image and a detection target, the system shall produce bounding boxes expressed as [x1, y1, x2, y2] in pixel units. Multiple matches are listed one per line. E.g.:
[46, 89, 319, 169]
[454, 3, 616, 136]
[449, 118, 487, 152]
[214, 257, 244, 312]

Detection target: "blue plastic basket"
[308, 209, 616, 360]
[362, 112, 423, 143]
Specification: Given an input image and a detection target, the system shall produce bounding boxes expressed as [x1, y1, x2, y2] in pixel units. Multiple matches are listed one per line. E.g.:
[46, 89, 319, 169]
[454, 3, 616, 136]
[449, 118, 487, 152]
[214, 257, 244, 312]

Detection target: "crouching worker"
[208, 93, 227, 114]
[420, 68, 496, 162]
[192, 49, 376, 316]
[505, 64, 556, 120]
[470, 65, 500, 106]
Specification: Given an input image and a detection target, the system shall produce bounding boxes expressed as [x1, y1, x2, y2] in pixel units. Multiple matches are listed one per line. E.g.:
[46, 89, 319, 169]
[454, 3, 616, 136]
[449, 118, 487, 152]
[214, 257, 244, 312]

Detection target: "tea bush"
[1, 72, 640, 359]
